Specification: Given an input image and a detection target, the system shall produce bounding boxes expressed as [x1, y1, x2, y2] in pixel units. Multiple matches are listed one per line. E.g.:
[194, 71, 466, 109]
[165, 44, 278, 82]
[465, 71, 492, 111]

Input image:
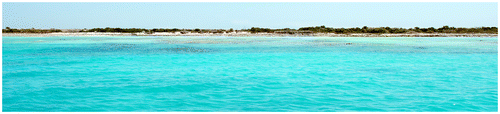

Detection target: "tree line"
[79, 26, 499, 34]
[288, 26, 496, 34]
[3, 26, 497, 34]
[2, 27, 62, 33]
[80, 27, 235, 33]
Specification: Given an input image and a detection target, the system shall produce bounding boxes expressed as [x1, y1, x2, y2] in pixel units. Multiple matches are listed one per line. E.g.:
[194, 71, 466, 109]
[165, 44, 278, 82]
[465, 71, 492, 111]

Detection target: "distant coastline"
[2, 32, 498, 37]
[2, 26, 498, 37]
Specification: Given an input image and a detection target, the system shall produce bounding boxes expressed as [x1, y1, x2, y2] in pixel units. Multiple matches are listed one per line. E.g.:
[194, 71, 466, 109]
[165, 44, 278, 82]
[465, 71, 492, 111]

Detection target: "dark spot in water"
[415, 47, 427, 49]
[156, 46, 213, 53]
[345, 43, 352, 45]
[41, 43, 219, 55]
[101, 44, 136, 51]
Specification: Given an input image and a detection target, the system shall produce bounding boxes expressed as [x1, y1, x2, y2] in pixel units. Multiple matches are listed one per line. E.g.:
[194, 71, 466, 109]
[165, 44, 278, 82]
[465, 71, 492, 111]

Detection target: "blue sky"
[2, 2, 498, 29]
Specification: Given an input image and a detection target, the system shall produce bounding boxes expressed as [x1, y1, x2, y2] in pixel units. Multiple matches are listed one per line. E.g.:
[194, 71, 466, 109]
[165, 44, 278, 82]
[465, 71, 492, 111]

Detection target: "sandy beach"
[2, 32, 498, 37]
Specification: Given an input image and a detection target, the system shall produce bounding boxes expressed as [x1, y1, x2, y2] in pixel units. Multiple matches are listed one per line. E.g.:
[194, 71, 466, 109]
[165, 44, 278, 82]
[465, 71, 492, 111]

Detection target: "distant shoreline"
[2, 32, 498, 37]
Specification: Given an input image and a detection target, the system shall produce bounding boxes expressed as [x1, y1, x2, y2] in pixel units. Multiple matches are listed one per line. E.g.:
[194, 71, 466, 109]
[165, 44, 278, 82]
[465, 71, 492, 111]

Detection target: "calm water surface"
[2, 36, 498, 111]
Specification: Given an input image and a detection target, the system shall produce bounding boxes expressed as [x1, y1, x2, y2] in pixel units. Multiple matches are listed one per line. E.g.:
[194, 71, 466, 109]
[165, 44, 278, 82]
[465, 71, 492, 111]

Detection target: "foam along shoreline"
[2, 32, 498, 37]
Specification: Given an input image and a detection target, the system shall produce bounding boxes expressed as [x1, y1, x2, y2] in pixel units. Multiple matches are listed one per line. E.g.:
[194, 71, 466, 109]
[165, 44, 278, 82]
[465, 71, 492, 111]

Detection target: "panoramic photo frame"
[1, 1, 499, 113]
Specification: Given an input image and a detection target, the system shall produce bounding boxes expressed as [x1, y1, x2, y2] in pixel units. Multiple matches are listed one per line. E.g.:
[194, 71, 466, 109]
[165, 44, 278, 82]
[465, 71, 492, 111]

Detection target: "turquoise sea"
[2, 36, 498, 111]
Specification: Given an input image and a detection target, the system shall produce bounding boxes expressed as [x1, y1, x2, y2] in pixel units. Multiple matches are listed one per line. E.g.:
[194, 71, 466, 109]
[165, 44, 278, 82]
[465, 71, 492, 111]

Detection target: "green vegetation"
[3, 26, 498, 34]
[248, 26, 497, 34]
[294, 26, 497, 34]
[82, 27, 148, 33]
[79, 27, 230, 33]
[150, 28, 230, 33]
[2, 27, 62, 33]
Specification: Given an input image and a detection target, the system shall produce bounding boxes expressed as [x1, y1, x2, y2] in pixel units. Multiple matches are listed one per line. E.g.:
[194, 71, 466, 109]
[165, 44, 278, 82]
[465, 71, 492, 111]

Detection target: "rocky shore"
[2, 32, 498, 37]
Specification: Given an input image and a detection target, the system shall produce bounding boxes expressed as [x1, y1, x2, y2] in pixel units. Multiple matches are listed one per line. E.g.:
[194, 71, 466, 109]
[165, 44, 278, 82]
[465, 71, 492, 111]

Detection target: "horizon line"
[3, 25, 499, 30]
